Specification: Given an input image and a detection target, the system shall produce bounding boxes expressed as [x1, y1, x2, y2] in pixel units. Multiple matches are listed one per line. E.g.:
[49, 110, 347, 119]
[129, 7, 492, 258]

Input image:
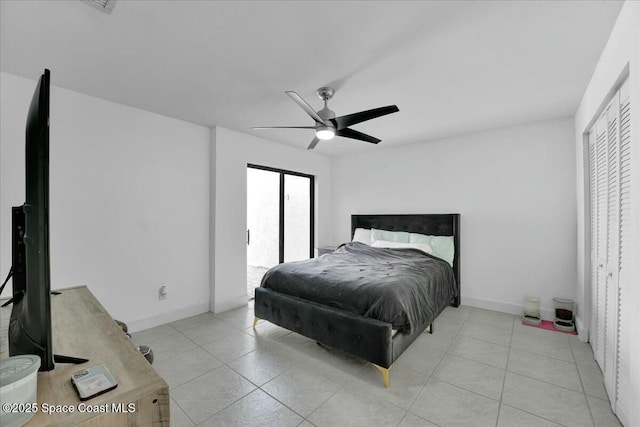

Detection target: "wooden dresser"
[0, 286, 169, 426]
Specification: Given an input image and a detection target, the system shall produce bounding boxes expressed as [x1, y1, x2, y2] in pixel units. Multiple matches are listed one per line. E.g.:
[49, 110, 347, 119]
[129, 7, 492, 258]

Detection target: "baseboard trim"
[575, 315, 589, 342]
[213, 295, 249, 314]
[461, 295, 554, 321]
[127, 302, 210, 333]
[615, 399, 629, 427]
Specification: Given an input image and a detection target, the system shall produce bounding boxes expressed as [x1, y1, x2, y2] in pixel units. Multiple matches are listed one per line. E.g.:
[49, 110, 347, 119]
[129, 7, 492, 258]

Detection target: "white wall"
[0, 71, 211, 331]
[573, 2, 640, 425]
[331, 118, 576, 319]
[211, 126, 331, 313]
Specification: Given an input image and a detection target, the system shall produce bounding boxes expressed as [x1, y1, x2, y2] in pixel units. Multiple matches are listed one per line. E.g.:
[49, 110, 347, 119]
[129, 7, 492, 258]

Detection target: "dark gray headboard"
[351, 214, 460, 303]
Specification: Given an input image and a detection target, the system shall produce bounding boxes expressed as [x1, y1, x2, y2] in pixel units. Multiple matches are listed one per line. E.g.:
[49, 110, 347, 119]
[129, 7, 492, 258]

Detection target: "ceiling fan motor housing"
[316, 87, 336, 123]
[317, 107, 336, 121]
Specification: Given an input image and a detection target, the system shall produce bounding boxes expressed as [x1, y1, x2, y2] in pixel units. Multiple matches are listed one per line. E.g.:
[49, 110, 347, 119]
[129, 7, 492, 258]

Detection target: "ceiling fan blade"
[285, 91, 327, 124]
[252, 126, 316, 130]
[336, 128, 381, 144]
[307, 136, 321, 150]
[332, 105, 399, 130]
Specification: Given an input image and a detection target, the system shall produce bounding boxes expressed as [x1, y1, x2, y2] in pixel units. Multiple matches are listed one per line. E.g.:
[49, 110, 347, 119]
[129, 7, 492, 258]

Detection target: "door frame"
[247, 163, 315, 262]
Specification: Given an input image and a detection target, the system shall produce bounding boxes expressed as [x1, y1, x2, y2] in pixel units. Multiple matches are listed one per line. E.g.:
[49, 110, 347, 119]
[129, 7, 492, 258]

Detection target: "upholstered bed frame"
[253, 213, 460, 387]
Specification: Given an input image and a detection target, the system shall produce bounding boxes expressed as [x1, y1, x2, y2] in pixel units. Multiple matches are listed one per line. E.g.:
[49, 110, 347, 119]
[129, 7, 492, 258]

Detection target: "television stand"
[0, 285, 169, 426]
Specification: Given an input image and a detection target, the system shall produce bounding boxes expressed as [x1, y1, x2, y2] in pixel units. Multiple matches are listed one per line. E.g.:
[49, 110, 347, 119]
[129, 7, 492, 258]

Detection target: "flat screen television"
[8, 69, 87, 371]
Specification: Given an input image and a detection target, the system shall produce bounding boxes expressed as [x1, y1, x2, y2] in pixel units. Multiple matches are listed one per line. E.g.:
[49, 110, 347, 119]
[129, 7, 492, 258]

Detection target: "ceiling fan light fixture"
[316, 126, 335, 140]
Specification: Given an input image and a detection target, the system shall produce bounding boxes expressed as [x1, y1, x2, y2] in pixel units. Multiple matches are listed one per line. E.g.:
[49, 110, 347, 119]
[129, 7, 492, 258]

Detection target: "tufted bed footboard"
[254, 287, 446, 387]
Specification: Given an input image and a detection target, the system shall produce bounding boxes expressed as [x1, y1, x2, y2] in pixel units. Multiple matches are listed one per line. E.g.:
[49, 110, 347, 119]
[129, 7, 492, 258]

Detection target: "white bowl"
[0, 355, 41, 427]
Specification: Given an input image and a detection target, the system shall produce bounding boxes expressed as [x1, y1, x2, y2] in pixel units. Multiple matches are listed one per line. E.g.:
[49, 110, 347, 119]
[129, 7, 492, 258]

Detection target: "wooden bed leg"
[381, 368, 390, 389]
[253, 317, 260, 328]
[373, 364, 391, 388]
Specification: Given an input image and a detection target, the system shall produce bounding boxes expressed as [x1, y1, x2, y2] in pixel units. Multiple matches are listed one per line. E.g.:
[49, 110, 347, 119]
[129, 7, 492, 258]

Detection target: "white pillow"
[352, 228, 371, 244]
[371, 240, 433, 254]
[371, 228, 410, 243]
[408, 232, 455, 266]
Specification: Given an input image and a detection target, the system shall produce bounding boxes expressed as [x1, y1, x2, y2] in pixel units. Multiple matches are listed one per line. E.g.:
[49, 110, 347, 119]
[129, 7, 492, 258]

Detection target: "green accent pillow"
[409, 233, 454, 266]
[371, 228, 410, 243]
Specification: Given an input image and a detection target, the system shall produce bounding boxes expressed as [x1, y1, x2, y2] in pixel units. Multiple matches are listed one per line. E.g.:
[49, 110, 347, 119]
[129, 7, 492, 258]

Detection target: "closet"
[587, 78, 631, 421]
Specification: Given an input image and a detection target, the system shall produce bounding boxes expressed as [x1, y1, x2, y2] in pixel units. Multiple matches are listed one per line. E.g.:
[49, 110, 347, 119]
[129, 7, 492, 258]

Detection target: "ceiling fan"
[253, 87, 399, 150]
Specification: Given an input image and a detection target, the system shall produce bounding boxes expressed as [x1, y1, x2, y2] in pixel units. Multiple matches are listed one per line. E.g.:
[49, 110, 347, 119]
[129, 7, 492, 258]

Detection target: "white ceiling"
[0, 0, 623, 156]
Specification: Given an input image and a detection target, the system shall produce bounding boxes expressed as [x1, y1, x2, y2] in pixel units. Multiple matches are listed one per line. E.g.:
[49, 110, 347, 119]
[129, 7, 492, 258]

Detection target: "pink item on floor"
[521, 319, 577, 335]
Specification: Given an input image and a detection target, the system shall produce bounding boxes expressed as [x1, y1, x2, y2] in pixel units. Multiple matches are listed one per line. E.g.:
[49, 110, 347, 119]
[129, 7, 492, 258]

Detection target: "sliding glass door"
[246, 167, 280, 298]
[246, 165, 314, 298]
[284, 174, 312, 262]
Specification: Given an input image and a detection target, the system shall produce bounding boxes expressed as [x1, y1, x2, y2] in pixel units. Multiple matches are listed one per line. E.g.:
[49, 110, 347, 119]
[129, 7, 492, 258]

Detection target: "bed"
[253, 213, 460, 387]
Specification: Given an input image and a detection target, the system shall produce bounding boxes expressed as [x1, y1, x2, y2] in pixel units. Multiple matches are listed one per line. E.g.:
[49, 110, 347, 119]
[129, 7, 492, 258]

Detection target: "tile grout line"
[301, 367, 354, 424]
[195, 388, 265, 426]
[496, 319, 593, 427]
[171, 317, 270, 425]
[169, 395, 198, 426]
[257, 364, 316, 420]
[498, 402, 571, 427]
[175, 328, 254, 426]
[404, 313, 467, 425]
[189, 331, 290, 425]
[570, 339, 598, 427]
[494, 317, 516, 427]
[204, 319, 364, 424]
[396, 327, 455, 419]
[142, 311, 308, 425]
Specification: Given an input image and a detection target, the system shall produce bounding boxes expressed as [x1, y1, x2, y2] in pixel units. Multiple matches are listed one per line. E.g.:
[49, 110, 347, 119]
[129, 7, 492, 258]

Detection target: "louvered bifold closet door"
[587, 79, 632, 420]
[588, 130, 599, 363]
[604, 92, 620, 400]
[615, 80, 631, 420]
[593, 112, 608, 368]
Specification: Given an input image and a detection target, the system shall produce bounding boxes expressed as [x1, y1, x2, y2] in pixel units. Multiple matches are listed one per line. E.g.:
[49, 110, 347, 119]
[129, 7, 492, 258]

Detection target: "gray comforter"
[260, 242, 458, 334]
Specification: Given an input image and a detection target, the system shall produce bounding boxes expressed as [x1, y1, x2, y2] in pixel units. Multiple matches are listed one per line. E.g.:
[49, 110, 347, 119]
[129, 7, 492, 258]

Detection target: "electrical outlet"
[159, 285, 167, 301]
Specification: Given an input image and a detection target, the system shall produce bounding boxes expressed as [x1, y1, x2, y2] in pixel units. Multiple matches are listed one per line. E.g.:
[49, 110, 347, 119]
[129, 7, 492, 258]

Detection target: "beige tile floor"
[132, 304, 622, 427]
